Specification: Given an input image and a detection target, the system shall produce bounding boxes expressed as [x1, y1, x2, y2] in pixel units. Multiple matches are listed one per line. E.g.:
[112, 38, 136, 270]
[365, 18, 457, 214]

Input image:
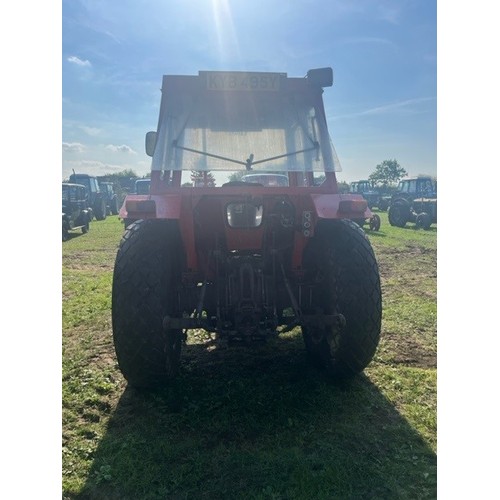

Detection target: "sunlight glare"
[211, 0, 242, 64]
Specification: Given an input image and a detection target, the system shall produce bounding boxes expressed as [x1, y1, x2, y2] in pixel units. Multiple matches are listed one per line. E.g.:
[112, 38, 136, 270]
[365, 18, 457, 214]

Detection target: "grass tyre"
[302, 219, 382, 378]
[123, 218, 136, 229]
[388, 201, 410, 228]
[415, 212, 432, 230]
[110, 196, 119, 215]
[369, 214, 381, 231]
[378, 199, 389, 211]
[112, 219, 184, 388]
[94, 197, 107, 221]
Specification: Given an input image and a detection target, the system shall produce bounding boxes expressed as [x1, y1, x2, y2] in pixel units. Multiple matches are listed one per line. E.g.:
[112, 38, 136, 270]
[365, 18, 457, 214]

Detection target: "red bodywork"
[113, 69, 382, 381]
[120, 180, 371, 280]
[119, 70, 371, 286]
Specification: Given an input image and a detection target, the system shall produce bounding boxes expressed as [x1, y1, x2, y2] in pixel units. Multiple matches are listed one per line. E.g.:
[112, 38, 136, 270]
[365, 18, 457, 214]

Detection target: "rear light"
[302, 210, 313, 237]
[226, 203, 263, 228]
[338, 199, 367, 213]
[125, 200, 156, 213]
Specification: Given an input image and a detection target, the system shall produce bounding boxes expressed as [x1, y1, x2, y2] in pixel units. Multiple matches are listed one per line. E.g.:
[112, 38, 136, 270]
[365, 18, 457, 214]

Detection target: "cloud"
[62, 160, 146, 180]
[63, 159, 120, 176]
[80, 160, 107, 169]
[105, 144, 137, 154]
[332, 97, 435, 120]
[62, 142, 85, 153]
[80, 126, 101, 136]
[67, 56, 91, 67]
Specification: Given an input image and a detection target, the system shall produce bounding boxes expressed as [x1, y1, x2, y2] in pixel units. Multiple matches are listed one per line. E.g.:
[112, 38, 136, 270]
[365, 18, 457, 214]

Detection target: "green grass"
[62, 212, 436, 499]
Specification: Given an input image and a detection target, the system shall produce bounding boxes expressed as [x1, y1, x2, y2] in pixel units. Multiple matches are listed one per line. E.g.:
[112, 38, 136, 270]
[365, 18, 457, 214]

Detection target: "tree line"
[337, 159, 408, 193]
[84, 158, 407, 192]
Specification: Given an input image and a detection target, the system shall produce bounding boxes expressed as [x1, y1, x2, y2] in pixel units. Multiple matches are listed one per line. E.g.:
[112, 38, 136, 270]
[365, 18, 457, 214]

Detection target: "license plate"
[202, 71, 282, 91]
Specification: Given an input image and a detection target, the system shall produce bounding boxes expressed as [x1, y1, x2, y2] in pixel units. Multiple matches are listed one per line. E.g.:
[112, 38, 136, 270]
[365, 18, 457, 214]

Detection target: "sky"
[62, 0, 437, 183]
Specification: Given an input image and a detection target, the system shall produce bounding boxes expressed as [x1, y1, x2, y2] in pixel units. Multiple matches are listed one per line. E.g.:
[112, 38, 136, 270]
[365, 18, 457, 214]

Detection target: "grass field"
[62, 212, 437, 499]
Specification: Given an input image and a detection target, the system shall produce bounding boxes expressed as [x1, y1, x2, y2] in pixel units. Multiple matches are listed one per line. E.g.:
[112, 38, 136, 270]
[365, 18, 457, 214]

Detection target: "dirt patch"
[378, 331, 436, 369]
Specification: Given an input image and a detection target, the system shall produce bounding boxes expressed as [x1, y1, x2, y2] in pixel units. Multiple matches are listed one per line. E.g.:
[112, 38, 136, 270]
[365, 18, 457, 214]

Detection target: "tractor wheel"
[94, 198, 107, 221]
[378, 199, 389, 211]
[415, 212, 432, 230]
[111, 196, 119, 215]
[302, 219, 382, 378]
[112, 219, 184, 388]
[123, 218, 135, 229]
[388, 201, 410, 227]
[369, 214, 381, 231]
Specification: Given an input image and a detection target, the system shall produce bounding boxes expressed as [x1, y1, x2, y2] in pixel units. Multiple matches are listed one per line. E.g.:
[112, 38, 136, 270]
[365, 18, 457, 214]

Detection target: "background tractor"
[388, 175, 437, 229]
[349, 180, 390, 211]
[62, 183, 92, 241]
[69, 173, 107, 221]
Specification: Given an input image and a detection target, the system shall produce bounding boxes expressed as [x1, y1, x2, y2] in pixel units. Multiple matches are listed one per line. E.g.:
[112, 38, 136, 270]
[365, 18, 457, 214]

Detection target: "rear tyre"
[415, 212, 431, 230]
[123, 218, 136, 229]
[94, 198, 107, 221]
[369, 214, 381, 231]
[110, 196, 119, 215]
[378, 199, 389, 211]
[302, 219, 382, 378]
[388, 201, 410, 227]
[112, 219, 184, 388]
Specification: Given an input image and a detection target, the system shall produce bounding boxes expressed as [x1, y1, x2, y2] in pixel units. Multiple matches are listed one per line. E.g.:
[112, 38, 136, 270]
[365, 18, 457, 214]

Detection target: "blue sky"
[62, 0, 436, 183]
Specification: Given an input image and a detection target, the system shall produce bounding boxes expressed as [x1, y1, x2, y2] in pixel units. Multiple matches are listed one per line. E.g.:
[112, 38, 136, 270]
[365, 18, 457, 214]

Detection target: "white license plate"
[202, 71, 282, 91]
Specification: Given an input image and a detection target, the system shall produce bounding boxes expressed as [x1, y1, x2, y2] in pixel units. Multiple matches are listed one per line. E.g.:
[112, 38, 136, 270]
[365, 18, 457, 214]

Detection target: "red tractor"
[113, 68, 382, 388]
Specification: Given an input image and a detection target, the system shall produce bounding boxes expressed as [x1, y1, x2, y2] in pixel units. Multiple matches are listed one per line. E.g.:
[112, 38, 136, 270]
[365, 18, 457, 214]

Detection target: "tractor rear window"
[241, 174, 289, 186]
[152, 89, 341, 173]
[135, 180, 150, 194]
[419, 179, 434, 194]
[62, 185, 82, 201]
[75, 178, 90, 192]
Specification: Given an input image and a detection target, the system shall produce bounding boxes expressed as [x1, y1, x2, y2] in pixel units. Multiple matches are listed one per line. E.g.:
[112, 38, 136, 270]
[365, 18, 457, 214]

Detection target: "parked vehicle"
[241, 173, 289, 186]
[388, 175, 437, 229]
[352, 213, 381, 232]
[134, 178, 151, 194]
[113, 68, 382, 388]
[69, 173, 107, 220]
[349, 180, 390, 211]
[119, 179, 151, 227]
[100, 181, 120, 215]
[62, 183, 92, 241]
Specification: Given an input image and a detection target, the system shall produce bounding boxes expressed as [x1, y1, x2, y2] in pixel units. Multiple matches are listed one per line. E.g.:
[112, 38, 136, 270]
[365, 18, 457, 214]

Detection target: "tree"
[227, 171, 245, 183]
[190, 170, 216, 187]
[369, 159, 407, 188]
[337, 180, 350, 193]
[109, 169, 138, 179]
